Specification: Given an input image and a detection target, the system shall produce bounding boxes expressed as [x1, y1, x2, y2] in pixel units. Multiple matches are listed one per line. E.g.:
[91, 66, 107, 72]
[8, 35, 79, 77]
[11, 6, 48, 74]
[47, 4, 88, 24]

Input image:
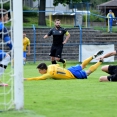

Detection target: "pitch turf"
[0, 61, 117, 117]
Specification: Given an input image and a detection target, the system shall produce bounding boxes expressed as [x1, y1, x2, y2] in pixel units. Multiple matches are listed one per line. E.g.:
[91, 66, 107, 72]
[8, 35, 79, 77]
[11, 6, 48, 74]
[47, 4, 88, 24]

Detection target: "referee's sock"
[52, 60, 57, 64]
[58, 59, 65, 63]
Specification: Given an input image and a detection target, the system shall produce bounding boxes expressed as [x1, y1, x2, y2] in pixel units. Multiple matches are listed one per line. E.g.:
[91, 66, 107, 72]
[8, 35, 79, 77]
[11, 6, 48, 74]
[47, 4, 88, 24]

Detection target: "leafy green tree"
[38, 0, 86, 26]
[53, 0, 92, 6]
[53, 0, 81, 6]
[90, 0, 110, 8]
[38, 0, 109, 26]
[23, 0, 110, 26]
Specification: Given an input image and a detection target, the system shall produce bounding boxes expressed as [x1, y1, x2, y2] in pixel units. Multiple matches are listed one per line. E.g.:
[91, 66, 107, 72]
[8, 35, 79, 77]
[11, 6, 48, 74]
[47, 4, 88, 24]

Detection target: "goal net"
[0, 0, 23, 111]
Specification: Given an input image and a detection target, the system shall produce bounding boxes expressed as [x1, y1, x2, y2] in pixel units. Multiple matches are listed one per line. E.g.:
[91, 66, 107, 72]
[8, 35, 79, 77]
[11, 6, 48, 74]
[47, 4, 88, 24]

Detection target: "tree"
[38, 0, 46, 26]
[90, 0, 110, 8]
[38, 0, 84, 26]
[53, 0, 90, 6]
[23, 0, 110, 26]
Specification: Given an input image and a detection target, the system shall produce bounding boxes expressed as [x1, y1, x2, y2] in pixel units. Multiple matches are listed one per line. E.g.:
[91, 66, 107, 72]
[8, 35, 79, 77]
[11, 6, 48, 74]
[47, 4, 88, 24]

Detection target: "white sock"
[0, 54, 10, 66]
[0, 54, 10, 77]
[0, 67, 5, 76]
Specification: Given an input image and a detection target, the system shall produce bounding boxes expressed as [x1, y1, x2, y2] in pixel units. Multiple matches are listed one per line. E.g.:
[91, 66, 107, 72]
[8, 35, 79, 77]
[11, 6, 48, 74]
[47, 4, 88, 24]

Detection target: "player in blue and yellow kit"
[25, 50, 104, 81]
[43, 19, 70, 68]
[107, 10, 115, 33]
[0, 9, 13, 86]
[23, 32, 30, 65]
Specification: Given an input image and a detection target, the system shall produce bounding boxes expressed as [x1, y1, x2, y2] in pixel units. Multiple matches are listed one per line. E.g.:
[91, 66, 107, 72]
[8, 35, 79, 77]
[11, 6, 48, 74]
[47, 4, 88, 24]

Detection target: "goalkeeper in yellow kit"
[25, 50, 104, 81]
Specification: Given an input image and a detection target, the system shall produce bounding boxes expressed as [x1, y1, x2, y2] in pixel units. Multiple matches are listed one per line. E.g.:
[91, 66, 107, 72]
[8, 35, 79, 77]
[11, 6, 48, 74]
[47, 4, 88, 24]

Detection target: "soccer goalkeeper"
[0, 9, 13, 86]
[24, 50, 104, 81]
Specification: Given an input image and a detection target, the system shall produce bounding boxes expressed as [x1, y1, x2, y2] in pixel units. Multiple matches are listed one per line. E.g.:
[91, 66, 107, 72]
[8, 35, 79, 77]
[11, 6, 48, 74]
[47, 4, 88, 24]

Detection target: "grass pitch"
[0, 61, 117, 117]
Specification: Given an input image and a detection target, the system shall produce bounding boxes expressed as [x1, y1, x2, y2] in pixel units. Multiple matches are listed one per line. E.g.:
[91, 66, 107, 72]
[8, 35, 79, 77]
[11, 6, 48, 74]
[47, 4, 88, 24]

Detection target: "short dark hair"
[37, 63, 47, 70]
[0, 9, 7, 18]
[55, 19, 60, 22]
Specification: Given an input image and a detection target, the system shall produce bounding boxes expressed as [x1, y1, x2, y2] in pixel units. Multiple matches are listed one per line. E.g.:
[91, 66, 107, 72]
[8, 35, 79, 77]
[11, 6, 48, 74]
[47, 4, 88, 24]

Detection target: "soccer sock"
[23, 61, 26, 65]
[58, 59, 65, 63]
[0, 67, 5, 76]
[89, 62, 102, 72]
[52, 60, 57, 64]
[0, 54, 10, 76]
[81, 56, 93, 68]
[1, 54, 10, 66]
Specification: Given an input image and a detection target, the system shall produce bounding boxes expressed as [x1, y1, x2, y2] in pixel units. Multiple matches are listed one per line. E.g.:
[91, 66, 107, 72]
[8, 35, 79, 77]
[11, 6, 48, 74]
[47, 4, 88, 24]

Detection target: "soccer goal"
[0, 0, 23, 111]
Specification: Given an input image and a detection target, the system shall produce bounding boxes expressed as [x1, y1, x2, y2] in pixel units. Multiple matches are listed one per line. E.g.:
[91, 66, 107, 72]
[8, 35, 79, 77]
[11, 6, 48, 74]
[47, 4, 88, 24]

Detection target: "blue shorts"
[68, 65, 87, 79]
[0, 50, 6, 61]
[23, 51, 26, 59]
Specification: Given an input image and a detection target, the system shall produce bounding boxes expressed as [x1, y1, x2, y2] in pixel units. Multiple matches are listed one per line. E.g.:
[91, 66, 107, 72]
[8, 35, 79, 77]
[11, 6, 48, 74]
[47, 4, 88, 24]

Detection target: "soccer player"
[98, 50, 117, 82]
[24, 50, 104, 81]
[0, 9, 13, 86]
[23, 32, 30, 65]
[107, 10, 115, 33]
[43, 19, 70, 68]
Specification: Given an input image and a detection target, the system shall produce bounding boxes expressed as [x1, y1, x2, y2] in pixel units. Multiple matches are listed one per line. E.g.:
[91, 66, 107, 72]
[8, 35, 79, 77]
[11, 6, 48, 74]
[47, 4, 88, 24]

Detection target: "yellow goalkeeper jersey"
[23, 37, 30, 51]
[26, 64, 76, 80]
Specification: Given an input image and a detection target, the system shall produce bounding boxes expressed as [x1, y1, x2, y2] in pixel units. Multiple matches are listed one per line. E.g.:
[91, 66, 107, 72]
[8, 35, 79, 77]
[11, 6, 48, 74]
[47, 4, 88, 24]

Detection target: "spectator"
[107, 9, 115, 33]
[23, 32, 30, 65]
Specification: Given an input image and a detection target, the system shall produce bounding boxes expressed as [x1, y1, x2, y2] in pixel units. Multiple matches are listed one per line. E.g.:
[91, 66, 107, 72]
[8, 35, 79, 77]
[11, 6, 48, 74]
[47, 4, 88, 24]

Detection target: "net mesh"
[0, 0, 14, 111]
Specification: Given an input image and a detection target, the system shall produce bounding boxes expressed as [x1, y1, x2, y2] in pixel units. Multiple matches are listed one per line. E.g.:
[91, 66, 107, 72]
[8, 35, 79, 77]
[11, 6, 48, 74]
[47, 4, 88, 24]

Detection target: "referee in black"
[43, 19, 70, 68]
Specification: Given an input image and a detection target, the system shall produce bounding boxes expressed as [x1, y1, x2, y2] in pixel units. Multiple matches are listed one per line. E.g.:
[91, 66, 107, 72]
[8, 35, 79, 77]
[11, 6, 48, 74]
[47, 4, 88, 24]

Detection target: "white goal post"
[13, 0, 24, 110]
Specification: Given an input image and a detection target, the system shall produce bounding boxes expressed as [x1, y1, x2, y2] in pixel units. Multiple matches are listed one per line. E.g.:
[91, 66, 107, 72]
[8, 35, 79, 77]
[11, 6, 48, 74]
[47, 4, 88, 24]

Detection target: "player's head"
[23, 32, 26, 38]
[0, 9, 9, 22]
[37, 63, 48, 74]
[55, 19, 61, 28]
[109, 9, 112, 13]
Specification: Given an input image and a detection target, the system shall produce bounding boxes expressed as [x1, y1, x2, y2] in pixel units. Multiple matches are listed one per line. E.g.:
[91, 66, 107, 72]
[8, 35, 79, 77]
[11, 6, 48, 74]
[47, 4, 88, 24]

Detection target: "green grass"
[5, 15, 117, 32]
[22, 16, 117, 33]
[23, 16, 74, 28]
[0, 61, 117, 117]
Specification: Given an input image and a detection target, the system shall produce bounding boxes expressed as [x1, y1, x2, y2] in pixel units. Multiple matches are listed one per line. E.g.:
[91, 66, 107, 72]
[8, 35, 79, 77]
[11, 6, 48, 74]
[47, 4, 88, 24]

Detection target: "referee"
[43, 19, 70, 68]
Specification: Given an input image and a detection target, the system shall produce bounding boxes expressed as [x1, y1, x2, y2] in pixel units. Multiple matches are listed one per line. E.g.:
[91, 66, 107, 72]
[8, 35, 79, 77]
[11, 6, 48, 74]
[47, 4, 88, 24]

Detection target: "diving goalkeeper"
[24, 50, 104, 80]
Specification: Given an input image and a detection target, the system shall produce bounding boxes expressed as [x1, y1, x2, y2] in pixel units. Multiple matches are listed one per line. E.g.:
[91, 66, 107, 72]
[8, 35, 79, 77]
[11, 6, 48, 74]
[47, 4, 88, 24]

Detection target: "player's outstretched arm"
[24, 77, 46, 81]
[98, 50, 117, 60]
[24, 74, 50, 81]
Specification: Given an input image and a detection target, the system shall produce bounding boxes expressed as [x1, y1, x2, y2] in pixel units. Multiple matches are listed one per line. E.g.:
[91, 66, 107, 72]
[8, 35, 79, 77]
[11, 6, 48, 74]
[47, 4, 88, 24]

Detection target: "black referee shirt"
[47, 27, 68, 45]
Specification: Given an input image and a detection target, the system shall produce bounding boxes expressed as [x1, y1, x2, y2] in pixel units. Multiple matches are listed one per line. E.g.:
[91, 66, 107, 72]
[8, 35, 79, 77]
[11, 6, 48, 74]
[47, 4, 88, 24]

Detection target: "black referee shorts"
[107, 65, 117, 81]
[49, 44, 63, 58]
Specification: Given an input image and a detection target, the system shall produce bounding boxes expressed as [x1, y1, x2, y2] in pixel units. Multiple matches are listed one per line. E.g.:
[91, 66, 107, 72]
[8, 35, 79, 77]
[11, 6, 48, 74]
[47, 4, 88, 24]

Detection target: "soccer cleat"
[0, 83, 8, 87]
[63, 59, 66, 68]
[99, 59, 103, 62]
[93, 50, 104, 59]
